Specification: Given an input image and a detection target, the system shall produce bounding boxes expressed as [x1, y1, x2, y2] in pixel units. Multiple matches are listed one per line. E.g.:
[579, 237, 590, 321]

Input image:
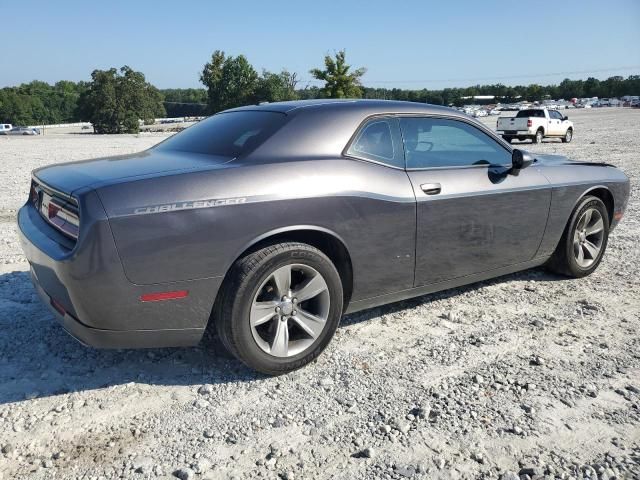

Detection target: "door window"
[549, 110, 563, 120]
[399, 117, 511, 169]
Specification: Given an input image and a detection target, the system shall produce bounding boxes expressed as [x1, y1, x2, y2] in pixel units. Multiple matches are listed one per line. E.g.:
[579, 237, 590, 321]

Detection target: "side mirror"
[511, 149, 535, 174]
[563, 115, 569, 120]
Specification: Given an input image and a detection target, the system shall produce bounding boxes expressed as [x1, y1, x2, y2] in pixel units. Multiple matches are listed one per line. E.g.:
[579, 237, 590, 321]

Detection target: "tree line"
[1, 49, 638, 133]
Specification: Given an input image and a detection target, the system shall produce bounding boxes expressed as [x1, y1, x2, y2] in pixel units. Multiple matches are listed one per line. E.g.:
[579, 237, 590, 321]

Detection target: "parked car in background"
[18, 100, 628, 374]
[497, 108, 573, 144]
[1, 126, 40, 136]
[0, 123, 13, 133]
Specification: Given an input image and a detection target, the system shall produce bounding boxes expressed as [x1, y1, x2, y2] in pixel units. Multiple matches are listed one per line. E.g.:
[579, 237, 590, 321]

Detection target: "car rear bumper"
[17, 195, 222, 349]
[29, 267, 204, 348]
[497, 130, 532, 136]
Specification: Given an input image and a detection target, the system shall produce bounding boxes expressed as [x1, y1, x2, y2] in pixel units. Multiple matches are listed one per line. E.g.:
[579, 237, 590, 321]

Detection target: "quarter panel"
[98, 158, 417, 301]
[536, 164, 630, 256]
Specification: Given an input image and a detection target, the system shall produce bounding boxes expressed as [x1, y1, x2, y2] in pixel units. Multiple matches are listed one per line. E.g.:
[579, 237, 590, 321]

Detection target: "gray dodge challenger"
[18, 100, 630, 374]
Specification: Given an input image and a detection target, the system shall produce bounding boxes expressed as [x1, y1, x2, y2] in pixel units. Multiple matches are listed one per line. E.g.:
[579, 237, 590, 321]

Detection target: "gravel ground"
[0, 109, 638, 480]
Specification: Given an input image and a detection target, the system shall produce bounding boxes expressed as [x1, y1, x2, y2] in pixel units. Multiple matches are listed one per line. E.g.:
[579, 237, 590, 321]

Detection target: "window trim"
[395, 113, 513, 171]
[342, 115, 406, 170]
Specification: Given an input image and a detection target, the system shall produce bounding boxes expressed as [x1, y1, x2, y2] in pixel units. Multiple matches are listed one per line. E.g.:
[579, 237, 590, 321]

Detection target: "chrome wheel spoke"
[292, 274, 328, 302]
[576, 244, 585, 264]
[250, 301, 278, 327]
[583, 240, 599, 259]
[271, 320, 289, 357]
[291, 309, 326, 339]
[586, 217, 603, 236]
[581, 209, 592, 230]
[271, 265, 291, 297]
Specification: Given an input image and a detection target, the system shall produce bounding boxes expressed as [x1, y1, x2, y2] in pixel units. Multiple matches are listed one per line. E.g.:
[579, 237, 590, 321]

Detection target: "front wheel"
[215, 242, 343, 375]
[562, 128, 573, 143]
[546, 196, 609, 278]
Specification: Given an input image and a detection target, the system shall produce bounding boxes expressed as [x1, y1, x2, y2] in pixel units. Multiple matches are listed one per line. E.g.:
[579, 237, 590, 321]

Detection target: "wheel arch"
[218, 226, 354, 312]
[581, 186, 614, 224]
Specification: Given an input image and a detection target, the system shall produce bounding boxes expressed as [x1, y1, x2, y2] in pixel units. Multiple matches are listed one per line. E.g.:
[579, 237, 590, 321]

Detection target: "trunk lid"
[33, 149, 235, 196]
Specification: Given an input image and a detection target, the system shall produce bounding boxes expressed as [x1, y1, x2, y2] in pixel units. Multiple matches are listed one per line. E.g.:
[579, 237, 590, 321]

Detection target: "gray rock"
[395, 465, 416, 477]
[363, 447, 375, 459]
[193, 398, 210, 409]
[133, 456, 154, 474]
[198, 384, 213, 395]
[174, 467, 195, 480]
[519, 466, 544, 477]
[500, 472, 520, 480]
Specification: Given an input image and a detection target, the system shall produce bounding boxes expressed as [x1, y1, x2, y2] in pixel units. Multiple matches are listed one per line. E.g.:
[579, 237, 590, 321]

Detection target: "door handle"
[420, 183, 441, 195]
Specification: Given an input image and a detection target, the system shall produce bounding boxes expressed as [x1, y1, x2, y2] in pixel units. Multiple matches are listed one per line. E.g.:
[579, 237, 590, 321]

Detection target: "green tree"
[200, 50, 259, 113]
[255, 70, 299, 103]
[310, 50, 366, 98]
[77, 66, 165, 134]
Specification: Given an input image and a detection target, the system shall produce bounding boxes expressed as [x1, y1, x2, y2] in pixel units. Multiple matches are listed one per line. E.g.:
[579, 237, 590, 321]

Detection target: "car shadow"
[0, 267, 567, 405]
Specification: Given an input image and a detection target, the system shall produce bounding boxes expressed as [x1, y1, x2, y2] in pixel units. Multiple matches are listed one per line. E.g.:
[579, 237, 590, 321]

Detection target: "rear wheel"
[215, 242, 343, 375]
[546, 196, 609, 278]
[562, 128, 573, 143]
[532, 129, 544, 144]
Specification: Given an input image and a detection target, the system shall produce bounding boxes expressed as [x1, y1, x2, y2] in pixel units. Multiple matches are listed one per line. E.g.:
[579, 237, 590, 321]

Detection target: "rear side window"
[156, 111, 287, 158]
[399, 117, 511, 169]
[346, 117, 404, 168]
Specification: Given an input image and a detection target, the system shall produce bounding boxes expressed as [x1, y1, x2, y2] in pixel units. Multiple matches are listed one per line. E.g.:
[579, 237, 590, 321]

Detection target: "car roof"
[223, 99, 457, 117]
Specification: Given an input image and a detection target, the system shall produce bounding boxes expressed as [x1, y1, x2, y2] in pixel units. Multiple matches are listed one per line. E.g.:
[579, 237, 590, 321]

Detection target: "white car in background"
[496, 108, 574, 144]
[0, 124, 12, 133]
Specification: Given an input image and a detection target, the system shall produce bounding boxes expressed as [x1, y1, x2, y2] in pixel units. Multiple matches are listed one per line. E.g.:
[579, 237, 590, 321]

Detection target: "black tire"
[546, 196, 609, 278]
[215, 242, 343, 375]
[532, 129, 544, 144]
[561, 128, 573, 143]
[502, 136, 513, 144]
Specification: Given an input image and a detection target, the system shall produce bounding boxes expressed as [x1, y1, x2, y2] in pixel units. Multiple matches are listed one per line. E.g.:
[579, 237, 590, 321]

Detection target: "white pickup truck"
[496, 108, 573, 144]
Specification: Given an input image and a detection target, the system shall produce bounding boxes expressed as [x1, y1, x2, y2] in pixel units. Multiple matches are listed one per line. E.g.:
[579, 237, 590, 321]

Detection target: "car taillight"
[44, 197, 79, 239]
[30, 182, 39, 205]
[527, 119, 532, 127]
[32, 180, 80, 240]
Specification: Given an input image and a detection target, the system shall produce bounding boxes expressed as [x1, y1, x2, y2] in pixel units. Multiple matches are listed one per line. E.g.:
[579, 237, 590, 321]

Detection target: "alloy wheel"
[250, 264, 330, 357]
[573, 208, 605, 268]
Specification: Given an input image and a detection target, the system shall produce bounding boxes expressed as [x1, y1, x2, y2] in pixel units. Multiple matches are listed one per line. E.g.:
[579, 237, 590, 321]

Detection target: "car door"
[548, 110, 563, 135]
[399, 115, 551, 287]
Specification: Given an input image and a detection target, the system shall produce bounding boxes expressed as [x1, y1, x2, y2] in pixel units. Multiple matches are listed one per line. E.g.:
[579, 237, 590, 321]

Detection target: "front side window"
[399, 117, 511, 169]
[346, 117, 404, 168]
[549, 110, 563, 120]
[156, 111, 287, 158]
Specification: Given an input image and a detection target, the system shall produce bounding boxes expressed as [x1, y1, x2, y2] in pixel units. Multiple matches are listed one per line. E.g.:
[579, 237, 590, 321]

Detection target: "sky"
[1, 0, 639, 90]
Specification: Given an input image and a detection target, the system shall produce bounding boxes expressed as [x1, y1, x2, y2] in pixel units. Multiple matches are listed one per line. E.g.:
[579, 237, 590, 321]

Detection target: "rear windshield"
[156, 111, 287, 157]
[516, 109, 545, 118]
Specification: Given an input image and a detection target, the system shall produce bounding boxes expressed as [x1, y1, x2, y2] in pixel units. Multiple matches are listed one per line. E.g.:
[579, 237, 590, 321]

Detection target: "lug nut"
[292, 310, 297, 316]
[292, 298, 298, 304]
[275, 306, 280, 313]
